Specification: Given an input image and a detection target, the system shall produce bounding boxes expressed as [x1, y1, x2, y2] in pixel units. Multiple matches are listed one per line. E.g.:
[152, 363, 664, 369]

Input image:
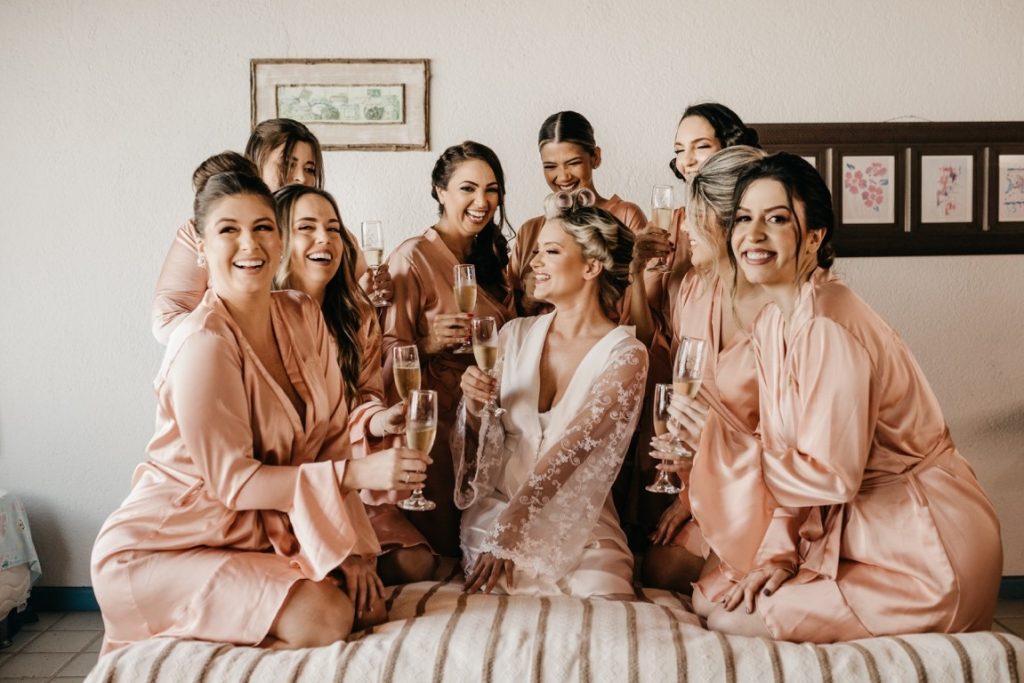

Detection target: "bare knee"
[642, 545, 703, 593]
[378, 547, 437, 585]
[270, 579, 354, 649]
[691, 586, 715, 619]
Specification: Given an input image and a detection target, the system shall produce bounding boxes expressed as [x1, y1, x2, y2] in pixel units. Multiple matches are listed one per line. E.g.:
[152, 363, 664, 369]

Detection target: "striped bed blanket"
[87, 575, 1022, 682]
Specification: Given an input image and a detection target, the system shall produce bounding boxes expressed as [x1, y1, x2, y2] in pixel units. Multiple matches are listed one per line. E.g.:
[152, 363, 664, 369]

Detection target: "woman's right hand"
[461, 366, 497, 415]
[424, 313, 473, 354]
[343, 447, 431, 492]
[650, 496, 692, 546]
[632, 225, 673, 274]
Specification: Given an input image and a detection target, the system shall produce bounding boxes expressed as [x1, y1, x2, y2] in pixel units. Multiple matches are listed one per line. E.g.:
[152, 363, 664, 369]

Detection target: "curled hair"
[192, 151, 259, 194]
[726, 152, 837, 279]
[273, 184, 371, 407]
[670, 102, 760, 180]
[542, 189, 634, 319]
[685, 146, 768, 277]
[537, 110, 597, 156]
[245, 118, 324, 189]
[193, 171, 276, 239]
[430, 141, 512, 301]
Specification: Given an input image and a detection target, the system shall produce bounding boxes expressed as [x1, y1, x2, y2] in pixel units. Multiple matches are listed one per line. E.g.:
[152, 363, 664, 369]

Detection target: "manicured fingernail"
[763, 589, 772, 596]
[746, 607, 752, 614]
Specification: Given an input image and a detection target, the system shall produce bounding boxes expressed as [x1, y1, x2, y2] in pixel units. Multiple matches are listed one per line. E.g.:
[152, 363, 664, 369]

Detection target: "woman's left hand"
[336, 555, 386, 614]
[359, 263, 394, 302]
[370, 402, 406, 438]
[721, 567, 793, 614]
[464, 552, 515, 594]
[665, 393, 709, 452]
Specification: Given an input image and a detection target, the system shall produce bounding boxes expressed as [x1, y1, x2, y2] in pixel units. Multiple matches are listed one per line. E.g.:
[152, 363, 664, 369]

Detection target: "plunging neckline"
[225, 294, 313, 436]
[530, 313, 625, 419]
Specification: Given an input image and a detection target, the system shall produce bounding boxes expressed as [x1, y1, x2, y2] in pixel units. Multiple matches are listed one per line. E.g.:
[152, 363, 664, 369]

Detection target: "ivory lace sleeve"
[456, 341, 648, 581]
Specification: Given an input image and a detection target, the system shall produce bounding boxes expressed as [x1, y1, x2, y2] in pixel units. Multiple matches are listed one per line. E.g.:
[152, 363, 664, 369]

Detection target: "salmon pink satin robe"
[661, 272, 761, 558]
[697, 270, 1002, 642]
[382, 227, 515, 556]
[92, 290, 380, 652]
[508, 195, 646, 318]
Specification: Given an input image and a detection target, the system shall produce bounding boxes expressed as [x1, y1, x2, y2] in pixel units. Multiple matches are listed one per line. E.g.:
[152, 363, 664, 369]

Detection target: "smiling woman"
[91, 172, 430, 654]
[380, 141, 516, 557]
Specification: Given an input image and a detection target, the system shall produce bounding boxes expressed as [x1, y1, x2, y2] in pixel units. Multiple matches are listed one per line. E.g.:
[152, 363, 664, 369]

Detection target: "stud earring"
[196, 254, 206, 267]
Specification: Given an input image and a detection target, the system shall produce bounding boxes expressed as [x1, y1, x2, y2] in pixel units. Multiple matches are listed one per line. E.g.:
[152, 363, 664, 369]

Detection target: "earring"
[196, 254, 206, 268]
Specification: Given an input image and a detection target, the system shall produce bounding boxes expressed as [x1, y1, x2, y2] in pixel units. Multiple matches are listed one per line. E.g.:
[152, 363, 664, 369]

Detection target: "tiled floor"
[1, 601, 1023, 681]
[0, 611, 103, 683]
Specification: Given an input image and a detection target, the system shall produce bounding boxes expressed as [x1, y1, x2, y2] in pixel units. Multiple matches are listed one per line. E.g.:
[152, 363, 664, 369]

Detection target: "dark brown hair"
[537, 111, 597, 156]
[430, 141, 512, 301]
[670, 103, 760, 180]
[193, 172, 276, 239]
[192, 152, 259, 194]
[273, 184, 371, 406]
[245, 119, 324, 189]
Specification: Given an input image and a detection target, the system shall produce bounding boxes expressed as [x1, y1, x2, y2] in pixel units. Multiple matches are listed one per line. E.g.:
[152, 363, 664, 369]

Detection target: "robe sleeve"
[760, 318, 875, 506]
[347, 311, 389, 453]
[381, 249, 429, 404]
[152, 220, 208, 344]
[482, 343, 648, 581]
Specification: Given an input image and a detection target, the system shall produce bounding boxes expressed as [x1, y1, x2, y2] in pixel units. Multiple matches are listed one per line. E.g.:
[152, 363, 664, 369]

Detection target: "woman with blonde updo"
[454, 189, 649, 598]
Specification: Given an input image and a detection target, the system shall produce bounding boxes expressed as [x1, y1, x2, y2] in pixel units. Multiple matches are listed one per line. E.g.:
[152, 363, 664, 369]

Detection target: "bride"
[455, 189, 648, 598]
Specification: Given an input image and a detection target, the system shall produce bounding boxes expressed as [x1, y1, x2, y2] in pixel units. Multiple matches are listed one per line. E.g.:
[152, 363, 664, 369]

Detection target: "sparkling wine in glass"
[647, 383, 682, 494]
[452, 264, 477, 354]
[360, 220, 391, 308]
[399, 389, 437, 512]
[673, 336, 706, 399]
[471, 316, 504, 417]
[650, 185, 674, 273]
[392, 345, 421, 401]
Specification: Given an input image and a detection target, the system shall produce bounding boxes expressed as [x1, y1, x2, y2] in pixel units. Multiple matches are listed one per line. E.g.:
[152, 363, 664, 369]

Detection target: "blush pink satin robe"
[662, 272, 761, 559]
[149, 220, 424, 552]
[697, 270, 1002, 642]
[92, 290, 380, 653]
[508, 195, 646, 319]
[381, 227, 515, 556]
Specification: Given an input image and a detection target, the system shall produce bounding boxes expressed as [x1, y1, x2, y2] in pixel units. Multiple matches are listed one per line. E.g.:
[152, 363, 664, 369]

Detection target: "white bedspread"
[86, 576, 1022, 682]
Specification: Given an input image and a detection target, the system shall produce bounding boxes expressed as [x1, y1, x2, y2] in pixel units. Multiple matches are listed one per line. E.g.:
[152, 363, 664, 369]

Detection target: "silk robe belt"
[797, 431, 957, 582]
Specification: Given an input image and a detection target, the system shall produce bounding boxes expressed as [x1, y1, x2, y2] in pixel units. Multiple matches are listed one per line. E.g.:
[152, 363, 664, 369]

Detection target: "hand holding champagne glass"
[649, 185, 674, 273]
[452, 264, 477, 354]
[647, 383, 681, 494]
[471, 316, 504, 417]
[398, 389, 438, 512]
[392, 345, 421, 401]
[360, 220, 391, 308]
[673, 336, 705, 400]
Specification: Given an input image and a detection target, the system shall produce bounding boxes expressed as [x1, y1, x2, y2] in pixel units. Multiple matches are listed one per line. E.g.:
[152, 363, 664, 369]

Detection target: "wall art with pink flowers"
[840, 155, 897, 224]
[920, 155, 974, 224]
[996, 154, 1024, 224]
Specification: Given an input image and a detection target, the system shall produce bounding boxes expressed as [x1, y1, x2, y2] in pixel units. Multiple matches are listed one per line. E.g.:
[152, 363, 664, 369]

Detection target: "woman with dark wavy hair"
[273, 184, 437, 585]
[671, 153, 1001, 642]
[381, 141, 516, 556]
[151, 119, 391, 345]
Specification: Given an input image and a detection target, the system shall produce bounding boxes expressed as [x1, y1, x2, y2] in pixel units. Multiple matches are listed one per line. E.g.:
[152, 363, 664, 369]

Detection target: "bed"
[86, 568, 1022, 682]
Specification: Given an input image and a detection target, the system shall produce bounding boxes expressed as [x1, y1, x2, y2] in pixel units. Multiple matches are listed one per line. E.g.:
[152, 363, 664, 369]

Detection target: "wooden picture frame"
[911, 145, 983, 234]
[752, 121, 1024, 256]
[251, 59, 430, 151]
[832, 145, 905, 254]
[988, 144, 1024, 233]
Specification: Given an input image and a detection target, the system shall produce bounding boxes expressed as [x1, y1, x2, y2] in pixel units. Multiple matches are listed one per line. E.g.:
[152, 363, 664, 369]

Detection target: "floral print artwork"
[841, 156, 896, 224]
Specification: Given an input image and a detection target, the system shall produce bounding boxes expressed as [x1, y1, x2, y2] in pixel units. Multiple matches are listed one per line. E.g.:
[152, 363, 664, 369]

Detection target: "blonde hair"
[685, 145, 768, 279]
[542, 189, 634, 318]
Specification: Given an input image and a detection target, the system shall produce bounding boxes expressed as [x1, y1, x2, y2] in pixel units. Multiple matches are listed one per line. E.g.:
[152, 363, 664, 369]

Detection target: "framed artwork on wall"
[250, 59, 430, 151]
[911, 146, 983, 234]
[833, 147, 904, 241]
[989, 146, 1024, 232]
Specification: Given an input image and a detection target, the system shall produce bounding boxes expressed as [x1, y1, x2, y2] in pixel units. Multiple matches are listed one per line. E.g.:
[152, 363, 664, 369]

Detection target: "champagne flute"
[646, 383, 681, 494]
[673, 336, 706, 400]
[392, 345, 421, 401]
[471, 316, 504, 417]
[649, 184, 674, 273]
[452, 264, 477, 354]
[360, 220, 391, 308]
[399, 389, 437, 512]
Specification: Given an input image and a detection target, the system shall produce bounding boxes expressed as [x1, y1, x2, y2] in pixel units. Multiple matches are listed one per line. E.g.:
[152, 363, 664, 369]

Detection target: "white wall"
[1, 0, 1022, 586]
